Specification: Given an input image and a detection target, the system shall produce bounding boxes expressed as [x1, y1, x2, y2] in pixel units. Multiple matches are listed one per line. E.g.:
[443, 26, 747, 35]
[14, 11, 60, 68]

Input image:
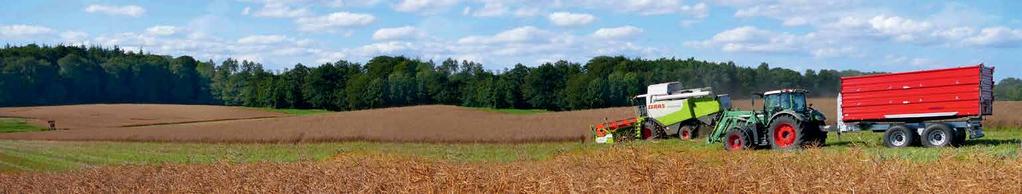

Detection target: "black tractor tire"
[883, 125, 915, 148]
[767, 115, 809, 150]
[805, 124, 827, 147]
[922, 124, 954, 148]
[950, 128, 967, 147]
[723, 127, 753, 151]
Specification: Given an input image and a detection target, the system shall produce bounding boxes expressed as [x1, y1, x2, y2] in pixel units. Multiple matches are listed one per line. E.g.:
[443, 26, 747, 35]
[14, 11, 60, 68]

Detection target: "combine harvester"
[592, 82, 731, 143]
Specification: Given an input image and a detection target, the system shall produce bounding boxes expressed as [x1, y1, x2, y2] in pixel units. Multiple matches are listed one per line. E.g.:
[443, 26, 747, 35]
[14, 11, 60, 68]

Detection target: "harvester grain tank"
[835, 64, 995, 148]
[592, 82, 731, 143]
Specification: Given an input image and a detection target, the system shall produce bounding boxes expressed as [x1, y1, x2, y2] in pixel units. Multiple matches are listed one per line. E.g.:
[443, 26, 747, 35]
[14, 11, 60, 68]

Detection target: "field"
[0, 130, 1020, 192]
[0, 105, 631, 143]
[0, 102, 1020, 192]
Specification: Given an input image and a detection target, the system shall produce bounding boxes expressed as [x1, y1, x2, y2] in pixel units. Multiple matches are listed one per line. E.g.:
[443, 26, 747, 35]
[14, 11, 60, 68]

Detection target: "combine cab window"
[633, 97, 648, 116]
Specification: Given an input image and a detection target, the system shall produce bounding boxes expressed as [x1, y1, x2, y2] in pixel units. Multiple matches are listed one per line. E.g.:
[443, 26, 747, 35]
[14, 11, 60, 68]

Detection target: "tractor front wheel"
[723, 127, 752, 151]
[768, 115, 808, 150]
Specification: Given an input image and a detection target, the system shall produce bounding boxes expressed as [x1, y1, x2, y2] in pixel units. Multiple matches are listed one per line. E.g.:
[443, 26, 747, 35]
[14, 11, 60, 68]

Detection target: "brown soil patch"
[0, 104, 287, 130]
[0, 105, 632, 143]
[1, 148, 1018, 193]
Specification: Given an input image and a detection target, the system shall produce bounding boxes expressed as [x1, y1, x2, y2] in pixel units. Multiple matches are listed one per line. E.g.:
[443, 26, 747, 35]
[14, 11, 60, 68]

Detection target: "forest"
[2, 44, 1019, 110]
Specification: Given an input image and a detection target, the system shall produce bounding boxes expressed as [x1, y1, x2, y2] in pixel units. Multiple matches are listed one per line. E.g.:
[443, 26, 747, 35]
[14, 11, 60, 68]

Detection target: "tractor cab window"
[764, 94, 781, 111]
[791, 93, 807, 112]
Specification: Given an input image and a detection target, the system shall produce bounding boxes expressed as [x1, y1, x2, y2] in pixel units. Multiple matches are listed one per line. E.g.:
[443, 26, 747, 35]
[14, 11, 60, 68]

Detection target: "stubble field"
[0, 101, 1020, 193]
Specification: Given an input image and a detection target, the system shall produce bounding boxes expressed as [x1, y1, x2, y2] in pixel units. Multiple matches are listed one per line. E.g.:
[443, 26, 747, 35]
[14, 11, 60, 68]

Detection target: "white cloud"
[394, 0, 460, 13]
[457, 26, 552, 44]
[84, 4, 145, 17]
[467, 1, 508, 17]
[295, 12, 375, 32]
[962, 27, 1022, 48]
[592, 26, 643, 39]
[685, 26, 805, 54]
[237, 35, 288, 45]
[0, 25, 55, 38]
[145, 26, 178, 36]
[248, 3, 311, 18]
[729, 1, 861, 27]
[372, 26, 424, 41]
[59, 31, 88, 42]
[548, 12, 596, 27]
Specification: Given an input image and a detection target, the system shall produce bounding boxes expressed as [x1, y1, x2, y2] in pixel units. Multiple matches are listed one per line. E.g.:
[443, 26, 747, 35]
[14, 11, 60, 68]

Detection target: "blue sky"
[1, 0, 1020, 79]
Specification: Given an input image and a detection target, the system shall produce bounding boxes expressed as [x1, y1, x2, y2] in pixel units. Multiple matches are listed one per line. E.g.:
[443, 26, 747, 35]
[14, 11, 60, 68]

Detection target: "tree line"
[1, 44, 1020, 110]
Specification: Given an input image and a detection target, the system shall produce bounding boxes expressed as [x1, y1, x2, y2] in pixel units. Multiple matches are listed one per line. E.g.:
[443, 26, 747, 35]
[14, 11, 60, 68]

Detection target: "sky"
[1, 0, 1020, 79]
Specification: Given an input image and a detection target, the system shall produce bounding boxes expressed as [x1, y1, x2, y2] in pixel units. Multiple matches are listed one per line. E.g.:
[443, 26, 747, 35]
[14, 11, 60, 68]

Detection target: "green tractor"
[708, 89, 828, 150]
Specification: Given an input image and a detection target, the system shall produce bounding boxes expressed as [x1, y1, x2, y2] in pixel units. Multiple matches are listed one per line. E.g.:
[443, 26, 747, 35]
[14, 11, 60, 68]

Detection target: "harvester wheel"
[922, 124, 953, 148]
[883, 125, 914, 148]
[678, 125, 695, 140]
[768, 115, 808, 150]
[723, 127, 752, 151]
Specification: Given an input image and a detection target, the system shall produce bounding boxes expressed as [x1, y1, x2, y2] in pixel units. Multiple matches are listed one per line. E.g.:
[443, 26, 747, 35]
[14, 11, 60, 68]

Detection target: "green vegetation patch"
[0, 118, 45, 133]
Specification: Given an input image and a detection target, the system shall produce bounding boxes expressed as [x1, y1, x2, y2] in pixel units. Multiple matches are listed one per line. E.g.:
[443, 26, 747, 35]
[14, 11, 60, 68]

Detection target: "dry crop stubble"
[1, 146, 1019, 193]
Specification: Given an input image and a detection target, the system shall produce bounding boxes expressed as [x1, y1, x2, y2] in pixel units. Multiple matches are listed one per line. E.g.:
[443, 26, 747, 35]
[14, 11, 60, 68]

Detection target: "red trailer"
[836, 64, 995, 148]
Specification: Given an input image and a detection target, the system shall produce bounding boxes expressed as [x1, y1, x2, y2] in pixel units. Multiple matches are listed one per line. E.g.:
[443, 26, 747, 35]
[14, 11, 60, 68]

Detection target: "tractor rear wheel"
[723, 127, 752, 151]
[922, 124, 953, 147]
[768, 115, 808, 150]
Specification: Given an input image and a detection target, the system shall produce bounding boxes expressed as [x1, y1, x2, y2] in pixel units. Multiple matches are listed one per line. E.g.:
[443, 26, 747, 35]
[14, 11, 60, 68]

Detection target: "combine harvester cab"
[593, 82, 732, 143]
[835, 64, 995, 148]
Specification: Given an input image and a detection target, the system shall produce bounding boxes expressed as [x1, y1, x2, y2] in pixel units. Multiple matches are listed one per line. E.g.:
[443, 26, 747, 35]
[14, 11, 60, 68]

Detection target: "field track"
[0, 104, 286, 130]
[0, 105, 632, 143]
[0, 100, 1019, 143]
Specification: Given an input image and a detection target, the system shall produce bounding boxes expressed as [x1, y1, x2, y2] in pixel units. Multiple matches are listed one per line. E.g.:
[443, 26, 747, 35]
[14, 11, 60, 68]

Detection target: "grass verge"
[0, 118, 45, 133]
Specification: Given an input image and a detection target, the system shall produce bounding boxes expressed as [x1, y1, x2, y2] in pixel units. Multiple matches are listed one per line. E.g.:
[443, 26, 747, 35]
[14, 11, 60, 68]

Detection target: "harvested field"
[0, 105, 632, 143]
[0, 104, 287, 130]
[2, 146, 1020, 193]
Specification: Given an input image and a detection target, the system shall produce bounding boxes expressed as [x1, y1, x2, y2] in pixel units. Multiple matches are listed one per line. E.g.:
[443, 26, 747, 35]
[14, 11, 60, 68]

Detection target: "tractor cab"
[759, 89, 826, 124]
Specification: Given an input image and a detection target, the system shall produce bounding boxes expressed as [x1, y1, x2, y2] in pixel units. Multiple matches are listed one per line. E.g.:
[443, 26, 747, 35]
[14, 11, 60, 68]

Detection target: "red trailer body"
[839, 64, 995, 122]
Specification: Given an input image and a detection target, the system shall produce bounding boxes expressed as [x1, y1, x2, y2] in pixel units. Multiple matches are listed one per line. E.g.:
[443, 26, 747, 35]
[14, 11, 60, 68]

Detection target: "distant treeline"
[1, 44, 1020, 110]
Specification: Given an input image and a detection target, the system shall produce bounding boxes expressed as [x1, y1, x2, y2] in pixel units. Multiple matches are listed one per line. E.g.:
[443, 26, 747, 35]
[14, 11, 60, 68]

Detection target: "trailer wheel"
[922, 124, 953, 147]
[724, 127, 752, 151]
[883, 126, 914, 148]
[768, 115, 807, 150]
